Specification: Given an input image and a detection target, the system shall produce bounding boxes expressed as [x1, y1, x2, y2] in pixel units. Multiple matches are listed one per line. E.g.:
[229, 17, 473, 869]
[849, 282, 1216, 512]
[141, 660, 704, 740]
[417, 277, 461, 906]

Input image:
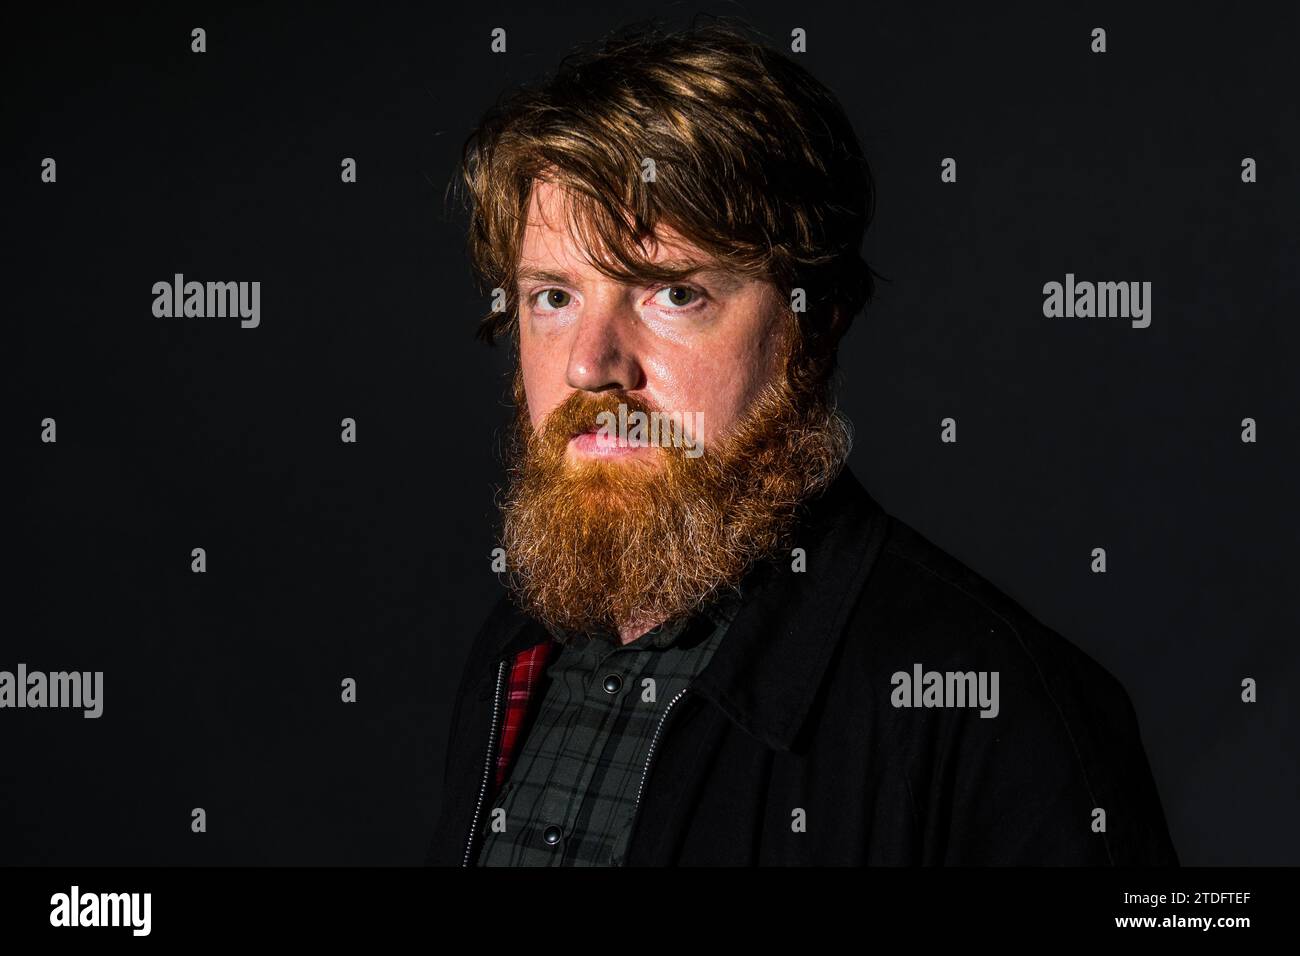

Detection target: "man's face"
[498, 178, 849, 640]
[516, 179, 789, 460]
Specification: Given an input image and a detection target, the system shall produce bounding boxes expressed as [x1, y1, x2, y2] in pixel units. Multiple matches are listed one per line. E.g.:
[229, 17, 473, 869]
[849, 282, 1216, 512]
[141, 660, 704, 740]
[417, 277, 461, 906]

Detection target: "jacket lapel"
[687, 467, 890, 750]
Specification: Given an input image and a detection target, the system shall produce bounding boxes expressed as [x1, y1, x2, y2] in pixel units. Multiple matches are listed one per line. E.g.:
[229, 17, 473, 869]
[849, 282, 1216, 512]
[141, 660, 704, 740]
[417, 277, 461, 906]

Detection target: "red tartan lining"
[491, 638, 560, 797]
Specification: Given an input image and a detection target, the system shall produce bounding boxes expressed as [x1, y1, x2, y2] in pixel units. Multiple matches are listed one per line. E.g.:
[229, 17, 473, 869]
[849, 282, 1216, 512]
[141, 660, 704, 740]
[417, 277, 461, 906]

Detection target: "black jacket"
[426, 468, 1180, 865]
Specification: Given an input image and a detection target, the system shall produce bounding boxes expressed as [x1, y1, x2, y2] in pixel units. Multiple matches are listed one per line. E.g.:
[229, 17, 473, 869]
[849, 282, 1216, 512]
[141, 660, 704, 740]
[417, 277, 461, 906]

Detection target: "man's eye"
[652, 286, 701, 308]
[534, 289, 572, 311]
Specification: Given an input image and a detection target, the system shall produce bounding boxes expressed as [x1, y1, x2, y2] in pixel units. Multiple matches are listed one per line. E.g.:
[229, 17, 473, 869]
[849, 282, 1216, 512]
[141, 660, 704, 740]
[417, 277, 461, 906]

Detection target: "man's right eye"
[533, 289, 572, 311]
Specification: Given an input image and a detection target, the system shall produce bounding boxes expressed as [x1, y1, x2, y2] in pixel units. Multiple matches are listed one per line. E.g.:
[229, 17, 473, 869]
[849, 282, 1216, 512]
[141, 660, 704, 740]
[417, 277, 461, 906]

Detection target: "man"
[425, 21, 1179, 866]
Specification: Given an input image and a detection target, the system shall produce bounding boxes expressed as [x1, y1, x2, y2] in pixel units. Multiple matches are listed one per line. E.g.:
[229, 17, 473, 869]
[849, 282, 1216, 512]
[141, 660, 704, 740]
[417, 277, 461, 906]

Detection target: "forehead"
[518, 178, 710, 276]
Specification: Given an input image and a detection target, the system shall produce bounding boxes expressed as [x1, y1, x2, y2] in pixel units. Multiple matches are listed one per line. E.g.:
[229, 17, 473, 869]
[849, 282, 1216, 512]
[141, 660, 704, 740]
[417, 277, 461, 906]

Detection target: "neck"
[618, 615, 667, 645]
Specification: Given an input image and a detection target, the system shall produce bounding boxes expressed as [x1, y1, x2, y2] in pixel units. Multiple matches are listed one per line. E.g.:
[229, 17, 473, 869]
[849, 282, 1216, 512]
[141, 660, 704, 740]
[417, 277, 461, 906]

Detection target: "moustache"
[538, 390, 661, 443]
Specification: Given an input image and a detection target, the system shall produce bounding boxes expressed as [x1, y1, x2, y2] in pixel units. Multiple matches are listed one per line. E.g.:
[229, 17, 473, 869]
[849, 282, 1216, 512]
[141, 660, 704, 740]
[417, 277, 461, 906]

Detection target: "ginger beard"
[498, 349, 851, 641]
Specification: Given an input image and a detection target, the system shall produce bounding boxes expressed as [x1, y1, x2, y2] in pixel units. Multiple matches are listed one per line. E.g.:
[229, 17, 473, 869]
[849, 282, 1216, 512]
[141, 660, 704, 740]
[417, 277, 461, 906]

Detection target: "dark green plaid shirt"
[475, 594, 738, 866]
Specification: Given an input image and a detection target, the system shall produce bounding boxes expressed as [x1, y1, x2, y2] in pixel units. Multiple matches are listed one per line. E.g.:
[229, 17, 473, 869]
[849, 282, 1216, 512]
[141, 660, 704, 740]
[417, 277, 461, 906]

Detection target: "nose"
[564, 294, 644, 393]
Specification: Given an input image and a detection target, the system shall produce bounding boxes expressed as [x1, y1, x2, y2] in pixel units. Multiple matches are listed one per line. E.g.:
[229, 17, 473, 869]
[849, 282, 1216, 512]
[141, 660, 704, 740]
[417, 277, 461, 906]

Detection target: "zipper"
[461, 659, 508, 867]
[627, 686, 690, 852]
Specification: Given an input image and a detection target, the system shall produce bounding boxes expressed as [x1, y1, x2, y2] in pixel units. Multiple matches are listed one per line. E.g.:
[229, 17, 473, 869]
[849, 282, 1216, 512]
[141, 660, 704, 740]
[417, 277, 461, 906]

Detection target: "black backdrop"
[4, 1, 1297, 865]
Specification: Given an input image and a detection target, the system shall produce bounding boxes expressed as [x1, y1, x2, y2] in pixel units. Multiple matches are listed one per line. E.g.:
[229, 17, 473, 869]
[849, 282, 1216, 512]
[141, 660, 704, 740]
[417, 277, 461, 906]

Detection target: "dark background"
[4, 1, 1297, 865]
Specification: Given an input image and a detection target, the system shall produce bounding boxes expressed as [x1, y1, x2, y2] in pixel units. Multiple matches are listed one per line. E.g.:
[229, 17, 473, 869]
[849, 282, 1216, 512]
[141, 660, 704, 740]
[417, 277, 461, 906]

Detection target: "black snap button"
[542, 825, 563, 845]
[602, 674, 622, 694]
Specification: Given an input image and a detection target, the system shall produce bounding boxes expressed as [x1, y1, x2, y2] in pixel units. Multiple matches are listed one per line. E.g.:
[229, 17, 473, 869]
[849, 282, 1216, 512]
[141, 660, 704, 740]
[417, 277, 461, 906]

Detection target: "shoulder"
[835, 511, 1177, 863]
[854, 512, 1133, 720]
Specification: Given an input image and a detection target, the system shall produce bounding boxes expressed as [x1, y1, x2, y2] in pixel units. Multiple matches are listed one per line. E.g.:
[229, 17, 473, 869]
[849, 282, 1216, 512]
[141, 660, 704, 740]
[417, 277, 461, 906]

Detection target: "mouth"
[567, 427, 654, 458]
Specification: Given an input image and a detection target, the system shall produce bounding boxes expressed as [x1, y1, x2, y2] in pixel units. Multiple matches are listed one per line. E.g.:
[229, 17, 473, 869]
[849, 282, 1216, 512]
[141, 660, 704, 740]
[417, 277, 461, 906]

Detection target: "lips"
[569, 429, 651, 456]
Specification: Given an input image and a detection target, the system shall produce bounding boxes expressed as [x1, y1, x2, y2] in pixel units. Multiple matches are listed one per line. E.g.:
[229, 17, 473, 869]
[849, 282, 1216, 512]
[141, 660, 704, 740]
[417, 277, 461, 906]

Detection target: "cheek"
[690, 317, 786, 433]
[518, 333, 549, 430]
[664, 356, 764, 439]
[519, 327, 572, 430]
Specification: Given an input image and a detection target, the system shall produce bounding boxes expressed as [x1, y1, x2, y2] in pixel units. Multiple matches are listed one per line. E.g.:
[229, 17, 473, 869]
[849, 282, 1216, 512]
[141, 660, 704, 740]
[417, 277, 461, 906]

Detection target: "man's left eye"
[652, 286, 701, 308]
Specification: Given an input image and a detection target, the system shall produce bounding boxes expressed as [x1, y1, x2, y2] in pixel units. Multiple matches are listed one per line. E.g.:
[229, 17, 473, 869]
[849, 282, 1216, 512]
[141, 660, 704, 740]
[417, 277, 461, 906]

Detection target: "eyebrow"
[516, 268, 577, 286]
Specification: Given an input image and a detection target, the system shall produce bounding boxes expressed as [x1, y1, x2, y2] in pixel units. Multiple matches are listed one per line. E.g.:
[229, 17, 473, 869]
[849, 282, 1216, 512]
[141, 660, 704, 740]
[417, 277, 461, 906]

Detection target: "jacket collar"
[470, 466, 891, 752]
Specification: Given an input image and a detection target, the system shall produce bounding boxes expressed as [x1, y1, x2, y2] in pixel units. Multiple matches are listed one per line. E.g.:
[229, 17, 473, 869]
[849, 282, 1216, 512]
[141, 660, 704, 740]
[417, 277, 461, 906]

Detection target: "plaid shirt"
[474, 595, 738, 866]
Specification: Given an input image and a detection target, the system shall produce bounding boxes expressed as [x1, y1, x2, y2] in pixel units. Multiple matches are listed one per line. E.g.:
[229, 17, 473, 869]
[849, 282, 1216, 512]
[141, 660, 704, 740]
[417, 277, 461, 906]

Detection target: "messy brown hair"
[449, 17, 878, 399]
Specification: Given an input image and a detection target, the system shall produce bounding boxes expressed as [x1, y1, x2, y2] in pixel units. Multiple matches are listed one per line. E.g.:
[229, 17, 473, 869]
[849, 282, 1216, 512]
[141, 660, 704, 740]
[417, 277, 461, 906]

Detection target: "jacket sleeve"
[423, 634, 484, 865]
